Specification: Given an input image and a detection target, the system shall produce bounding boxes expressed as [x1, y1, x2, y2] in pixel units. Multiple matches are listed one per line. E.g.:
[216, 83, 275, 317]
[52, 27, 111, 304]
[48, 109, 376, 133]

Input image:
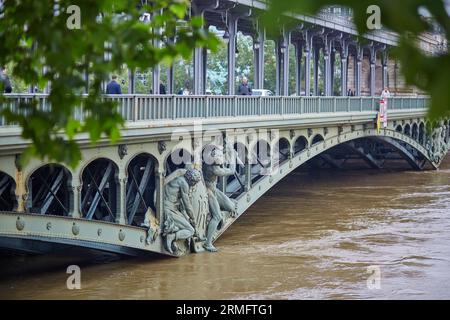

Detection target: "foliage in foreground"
[0, 0, 219, 168]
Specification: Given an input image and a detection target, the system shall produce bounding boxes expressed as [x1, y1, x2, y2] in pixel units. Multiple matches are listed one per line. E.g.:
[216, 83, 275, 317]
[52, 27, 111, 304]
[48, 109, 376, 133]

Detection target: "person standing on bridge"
[105, 75, 122, 94]
[159, 81, 166, 94]
[237, 76, 252, 96]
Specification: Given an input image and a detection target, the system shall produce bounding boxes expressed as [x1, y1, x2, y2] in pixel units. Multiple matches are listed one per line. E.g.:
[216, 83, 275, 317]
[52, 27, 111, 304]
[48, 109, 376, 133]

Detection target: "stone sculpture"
[203, 145, 238, 252]
[162, 168, 203, 255]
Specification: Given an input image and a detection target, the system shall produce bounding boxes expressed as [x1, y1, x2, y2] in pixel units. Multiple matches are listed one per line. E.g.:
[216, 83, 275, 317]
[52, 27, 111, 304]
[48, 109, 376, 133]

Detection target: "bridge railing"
[0, 94, 429, 126]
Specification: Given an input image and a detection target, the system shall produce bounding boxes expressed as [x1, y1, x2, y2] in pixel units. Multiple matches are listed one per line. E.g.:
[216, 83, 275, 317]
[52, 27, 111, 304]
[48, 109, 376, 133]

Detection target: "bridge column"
[341, 53, 348, 96]
[275, 30, 290, 96]
[382, 50, 388, 90]
[155, 168, 164, 223]
[152, 11, 161, 94]
[244, 161, 252, 191]
[116, 173, 127, 225]
[313, 44, 320, 96]
[202, 48, 207, 93]
[167, 65, 174, 94]
[370, 53, 376, 96]
[294, 41, 303, 96]
[253, 24, 265, 89]
[341, 38, 350, 96]
[282, 30, 290, 96]
[275, 39, 280, 95]
[71, 173, 81, 218]
[355, 45, 362, 96]
[323, 33, 334, 96]
[304, 48, 311, 96]
[324, 51, 331, 96]
[193, 47, 204, 95]
[166, 37, 175, 94]
[322, 31, 337, 96]
[226, 14, 238, 95]
[330, 50, 335, 95]
[304, 28, 323, 96]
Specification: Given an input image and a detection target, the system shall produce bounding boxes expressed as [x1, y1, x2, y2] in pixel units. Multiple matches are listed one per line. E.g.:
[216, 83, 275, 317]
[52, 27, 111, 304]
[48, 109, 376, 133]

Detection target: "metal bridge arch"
[250, 139, 272, 184]
[125, 153, 159, 226]
[25, 164, 73, 216]
[311, 134, 325, 146]
[0, 171, 17, 212]
[404, 123, 411, 136]
[411, 122, 419, 140]
[80, 157, 120, 222]
[273, 137, 291, 164]
[293, 135, 308, 155]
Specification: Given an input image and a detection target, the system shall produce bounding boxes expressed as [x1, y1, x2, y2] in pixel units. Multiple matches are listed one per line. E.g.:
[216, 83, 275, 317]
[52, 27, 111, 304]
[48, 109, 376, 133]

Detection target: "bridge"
[1, 94, 449, 256]
[0, 0, 448, 256]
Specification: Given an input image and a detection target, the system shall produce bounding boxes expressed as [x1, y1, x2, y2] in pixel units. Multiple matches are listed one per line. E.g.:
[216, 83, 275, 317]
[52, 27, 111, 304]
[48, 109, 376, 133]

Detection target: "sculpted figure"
[203, 146, 238, 252]
[162, 168, 203, 254]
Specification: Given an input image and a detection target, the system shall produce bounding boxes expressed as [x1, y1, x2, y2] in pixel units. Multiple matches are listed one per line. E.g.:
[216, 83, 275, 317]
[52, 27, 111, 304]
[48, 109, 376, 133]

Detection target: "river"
[1, 154, 449, 299]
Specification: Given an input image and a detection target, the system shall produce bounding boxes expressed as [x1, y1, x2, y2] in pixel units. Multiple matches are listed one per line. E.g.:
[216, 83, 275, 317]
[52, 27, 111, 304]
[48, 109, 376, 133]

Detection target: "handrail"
[0, 94, 430, 127]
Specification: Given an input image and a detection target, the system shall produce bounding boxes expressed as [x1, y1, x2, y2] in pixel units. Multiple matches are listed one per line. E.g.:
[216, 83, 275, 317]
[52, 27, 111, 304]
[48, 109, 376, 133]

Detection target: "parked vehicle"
[251, 89, 274, 96]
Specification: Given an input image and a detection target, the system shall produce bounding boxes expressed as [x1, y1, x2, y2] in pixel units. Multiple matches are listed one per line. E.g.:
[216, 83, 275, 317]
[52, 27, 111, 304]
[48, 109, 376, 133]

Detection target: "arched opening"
[126, 154, 157, 226]
[274, 138, 291, 163]
[226, 142, 248, 198]
[0, 172, 17, 211]
[419, 122, 425, 145]
[404, 123, 411, 136]
[26, 164, 72, 216]
[250, 140, 271, 184]
[311, 134, 324, 146]
[81, 158, 119, 222]
[293, 136, 308, 154]
[165, 148, 192, 175]
[411, 123, 419, 140]
[396, 124, 403, 133]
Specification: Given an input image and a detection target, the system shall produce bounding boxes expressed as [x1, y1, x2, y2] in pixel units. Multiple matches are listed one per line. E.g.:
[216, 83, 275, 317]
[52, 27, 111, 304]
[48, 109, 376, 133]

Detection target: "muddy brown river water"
[1, 154, 449, 299]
